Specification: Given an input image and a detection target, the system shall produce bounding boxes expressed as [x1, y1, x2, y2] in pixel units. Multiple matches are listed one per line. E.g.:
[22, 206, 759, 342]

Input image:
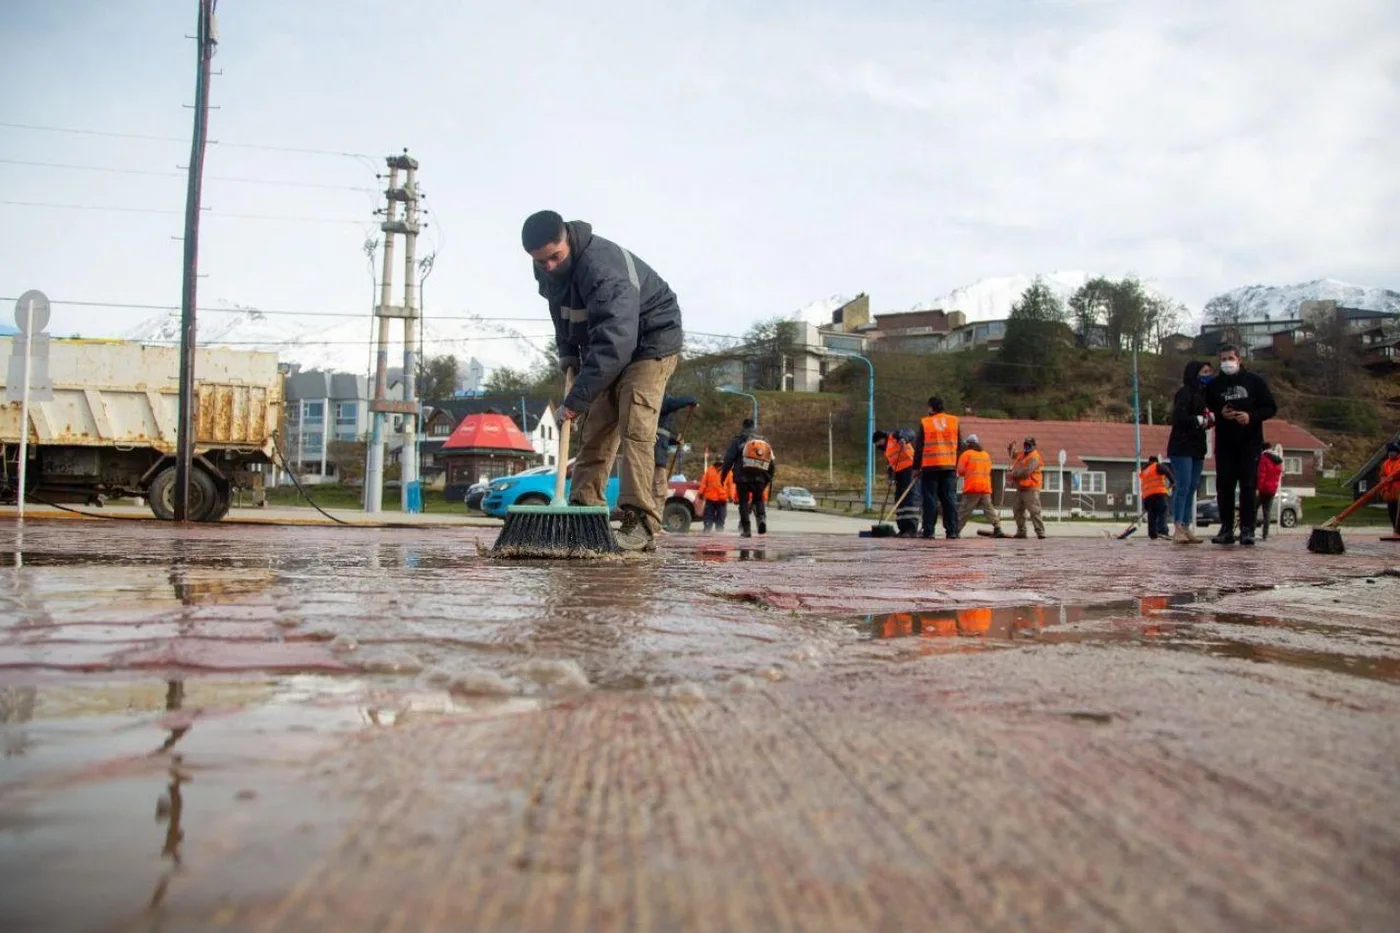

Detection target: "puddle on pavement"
[854, 594, 1400, 684]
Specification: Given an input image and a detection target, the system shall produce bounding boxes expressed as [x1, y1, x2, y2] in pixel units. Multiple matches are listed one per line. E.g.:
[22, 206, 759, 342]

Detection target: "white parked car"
[775, 486, 817, 511]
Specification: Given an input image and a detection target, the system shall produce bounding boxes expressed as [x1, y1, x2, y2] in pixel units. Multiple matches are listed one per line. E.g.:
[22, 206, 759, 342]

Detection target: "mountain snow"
[911, 271, 1177, 324]
[1204, 278, 1400, 322]
[121, 301, 557, 377]
[790, 295, 853, 328]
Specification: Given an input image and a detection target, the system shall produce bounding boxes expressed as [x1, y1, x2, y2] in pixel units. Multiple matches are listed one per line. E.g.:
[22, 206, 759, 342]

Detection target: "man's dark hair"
[742, 418, 754, 430]
[521, 210, 566, 251]
[1218, 343, 1239, 357]
[927, 396, 944, 412]
[1148, 455, 1159, 463]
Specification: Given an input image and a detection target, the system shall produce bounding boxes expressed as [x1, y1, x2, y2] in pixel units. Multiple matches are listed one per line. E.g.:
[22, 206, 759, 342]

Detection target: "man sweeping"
[523, 211, 683, 552]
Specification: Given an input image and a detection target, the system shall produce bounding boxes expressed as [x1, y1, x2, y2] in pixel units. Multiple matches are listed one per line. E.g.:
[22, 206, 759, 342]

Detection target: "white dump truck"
[1, 338, 283, 521]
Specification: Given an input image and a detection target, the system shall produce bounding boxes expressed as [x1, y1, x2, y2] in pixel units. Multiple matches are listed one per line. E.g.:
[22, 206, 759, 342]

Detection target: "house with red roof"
[951, 417, 1327, 517]
[437, 411, 540, 499]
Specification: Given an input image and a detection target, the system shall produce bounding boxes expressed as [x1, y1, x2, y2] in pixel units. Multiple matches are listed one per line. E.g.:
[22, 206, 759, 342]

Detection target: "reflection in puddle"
[857, 597, 1400, 684]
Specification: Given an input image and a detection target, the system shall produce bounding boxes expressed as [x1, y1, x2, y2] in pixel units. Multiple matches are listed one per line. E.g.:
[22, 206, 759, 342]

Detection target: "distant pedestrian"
[653, 394, 698, 505]
[698, 461, 729, 531]
[720, 418, 776, 538]
[1167, 360, 1213, 544]
[1138, 455, 1173, 540]
[1379, 442, 1400, 534]
[912, 397, 961, 539]
[873, 428, 920, 537]
[1008, 436, 1046, 539]
[1255, 441, 1284, 540]
[956, 435, 1005, 537]
[1206, 344, 1277, 546]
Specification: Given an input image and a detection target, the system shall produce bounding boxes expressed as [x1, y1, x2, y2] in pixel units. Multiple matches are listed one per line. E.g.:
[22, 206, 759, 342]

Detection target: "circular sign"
[14, 290, 51, 332]
[1057, 448, 1068, 466]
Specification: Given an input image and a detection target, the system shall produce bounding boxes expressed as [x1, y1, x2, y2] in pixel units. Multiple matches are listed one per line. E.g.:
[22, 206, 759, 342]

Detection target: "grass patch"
[264, 484, 463, 514]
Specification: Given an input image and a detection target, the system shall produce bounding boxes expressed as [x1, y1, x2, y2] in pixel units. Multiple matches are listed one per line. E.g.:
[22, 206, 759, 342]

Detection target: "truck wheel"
[148, 465, 219, 521]
[662, 501, 692, 534]
[204, 486, 232, 522]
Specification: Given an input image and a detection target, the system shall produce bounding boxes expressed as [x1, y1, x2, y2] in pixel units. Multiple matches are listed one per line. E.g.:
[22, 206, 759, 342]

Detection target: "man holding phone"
[1205, 344, 1277, 546]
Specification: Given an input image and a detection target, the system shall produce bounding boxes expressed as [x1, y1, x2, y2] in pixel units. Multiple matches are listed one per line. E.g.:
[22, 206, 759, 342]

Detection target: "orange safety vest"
[885, 435, 915, 473]
[956, 607, 993, 636]
[699, 465, 728, 502]
[1139, 463, 1168, 499]
[1380, 455, 1400, 503]
[878, 613, 915, 639]
[956, 449, 993, 495]
[919, 414, 959, 468]
[1012, 448, 1043, 489]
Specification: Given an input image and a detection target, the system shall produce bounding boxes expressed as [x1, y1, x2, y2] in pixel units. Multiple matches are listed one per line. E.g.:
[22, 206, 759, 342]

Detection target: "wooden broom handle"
[552, 370, 575, 505]
[1325, 480, 1384, 529]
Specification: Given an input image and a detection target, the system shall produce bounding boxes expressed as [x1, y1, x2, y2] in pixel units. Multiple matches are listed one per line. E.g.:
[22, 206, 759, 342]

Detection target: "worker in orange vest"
[1008, 435, 1046, 539]
[955, 434, 1005, 537]
[698, 461, 730, 532]
[1138, 455, 1175, 540]
[912, 396, 962, 539]
[873, 428, 920, 537]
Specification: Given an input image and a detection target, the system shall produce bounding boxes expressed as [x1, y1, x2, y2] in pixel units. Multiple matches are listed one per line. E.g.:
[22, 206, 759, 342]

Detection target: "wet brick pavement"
[1, 518, 1398, 931]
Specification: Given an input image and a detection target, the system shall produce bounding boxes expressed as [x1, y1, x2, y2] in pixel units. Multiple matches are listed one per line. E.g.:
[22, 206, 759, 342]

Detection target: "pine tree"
[999, 279, 1068, 390]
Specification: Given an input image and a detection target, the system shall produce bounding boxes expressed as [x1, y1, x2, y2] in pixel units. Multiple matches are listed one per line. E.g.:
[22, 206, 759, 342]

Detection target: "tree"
[741, 317, 801, 390]
[1104, 278, 1148, 354]
[1144, 295, 1186, 347]
[1068, 277, 1116, 346]
[1203, 294, 1246, 346]
[327, 439, 367, 484]
[998, 279, 1068, 390]
[417, 354, 460, 401]
[483, 366, 531, 395]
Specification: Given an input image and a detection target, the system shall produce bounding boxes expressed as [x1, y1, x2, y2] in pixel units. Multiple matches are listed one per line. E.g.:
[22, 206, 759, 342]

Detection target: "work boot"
[739, 525, 752, 538]
[992, 528, 1007, 538]
[1211, 531, 1235, 545]
[757, 519, 767, 535]
[1036, 532, 1046, 540]
[1239, 528, 1256, 547]
[1013, 531, 1028, 539]
[615, 508, 653, 553]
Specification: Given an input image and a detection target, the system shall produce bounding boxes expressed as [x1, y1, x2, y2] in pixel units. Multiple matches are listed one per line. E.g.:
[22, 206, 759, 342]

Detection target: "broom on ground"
[1306, 482, 1384, 555]
[491, 370, 619, 559]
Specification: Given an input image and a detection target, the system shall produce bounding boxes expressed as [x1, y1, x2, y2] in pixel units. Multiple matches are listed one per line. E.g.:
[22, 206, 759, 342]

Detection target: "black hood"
[536, 220, 594, 306]
[1182, 360, 1207, 386]
[564, 219, 593, 254]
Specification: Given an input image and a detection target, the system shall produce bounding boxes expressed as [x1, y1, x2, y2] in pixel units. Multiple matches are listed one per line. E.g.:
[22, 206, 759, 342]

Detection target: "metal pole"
[400, 160, 420, 513]
[827, 411, 833, 487]
[1132, 344, 1142, 495]
[863, 357, 874, 511]
[174, 0, 216, 522]
[365, 164, 399, 514]
[16, 300, 33, 520]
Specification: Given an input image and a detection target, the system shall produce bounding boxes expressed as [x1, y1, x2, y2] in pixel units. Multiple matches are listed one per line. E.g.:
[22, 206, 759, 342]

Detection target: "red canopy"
[441, 412, 535, 453]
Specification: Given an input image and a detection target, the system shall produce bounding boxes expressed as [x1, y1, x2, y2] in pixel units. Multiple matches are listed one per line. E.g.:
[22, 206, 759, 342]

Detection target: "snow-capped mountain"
[1204, 278, 1400, 322]
[790, 295, 853, 328]
[913, 271, 1175, 324]
[121, 301, 557, 376]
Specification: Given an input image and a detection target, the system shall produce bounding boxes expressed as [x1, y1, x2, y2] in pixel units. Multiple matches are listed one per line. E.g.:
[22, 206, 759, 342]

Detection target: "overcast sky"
[1, 0, 1396, 341]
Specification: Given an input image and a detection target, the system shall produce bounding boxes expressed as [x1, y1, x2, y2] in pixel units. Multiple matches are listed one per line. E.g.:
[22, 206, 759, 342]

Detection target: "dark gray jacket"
[534, 220, 684, 413]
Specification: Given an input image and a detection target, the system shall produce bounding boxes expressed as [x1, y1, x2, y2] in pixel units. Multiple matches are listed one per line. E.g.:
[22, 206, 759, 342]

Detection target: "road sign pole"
[16, 300, 33, 521]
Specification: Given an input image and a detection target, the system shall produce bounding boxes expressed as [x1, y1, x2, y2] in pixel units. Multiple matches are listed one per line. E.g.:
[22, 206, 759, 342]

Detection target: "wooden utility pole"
[174, 0, 217, 521]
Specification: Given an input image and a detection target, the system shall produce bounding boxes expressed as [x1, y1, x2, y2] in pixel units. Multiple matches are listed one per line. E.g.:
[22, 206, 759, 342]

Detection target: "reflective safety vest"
[1380, 455, 1400, 503]
[956, 449, 993, 495]
[885, 434, 915, 473]
[1139, 463, 1168, 498]
[957, 607, 993, 636]
[919, 414, 959, 468]
[1012, 448, 1043, 489]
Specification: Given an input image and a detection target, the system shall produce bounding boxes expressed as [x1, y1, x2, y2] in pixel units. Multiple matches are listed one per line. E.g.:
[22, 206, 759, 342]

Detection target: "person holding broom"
[523, 211, 684, 553]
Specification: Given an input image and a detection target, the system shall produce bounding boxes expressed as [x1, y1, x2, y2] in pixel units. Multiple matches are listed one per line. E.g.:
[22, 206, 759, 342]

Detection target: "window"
[431, 421, 452, 436]
[301, 432, 324, 457]
[302, 401, 324, 424]
[1283, 456, 1302, 476]
[1041, 470, 1064, 493]
[334, 429, 358, 443]
[1072, 471, 1106, 495]
[335, 402, 357, 427]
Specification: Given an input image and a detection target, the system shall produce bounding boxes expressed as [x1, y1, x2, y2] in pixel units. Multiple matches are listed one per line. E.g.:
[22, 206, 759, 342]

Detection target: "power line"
[0, 157, 375, 192]
[0, 120, 375, 159]
[0, 200, 369, 225]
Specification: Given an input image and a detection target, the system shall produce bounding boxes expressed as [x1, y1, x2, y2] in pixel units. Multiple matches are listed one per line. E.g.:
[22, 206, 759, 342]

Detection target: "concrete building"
[285, 371, 375, 480]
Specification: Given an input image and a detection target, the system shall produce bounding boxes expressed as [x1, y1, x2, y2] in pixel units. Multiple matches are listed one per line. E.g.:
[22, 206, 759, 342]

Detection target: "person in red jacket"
[1255, 441, 1284, 540]
[1380, 441, 1400, 534]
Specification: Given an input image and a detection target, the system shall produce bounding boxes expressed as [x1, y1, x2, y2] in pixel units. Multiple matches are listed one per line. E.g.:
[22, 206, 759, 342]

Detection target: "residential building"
[1343, 432, 1400, 499]
[283, 370, 383, 481]
[952, 417, 1327, 517]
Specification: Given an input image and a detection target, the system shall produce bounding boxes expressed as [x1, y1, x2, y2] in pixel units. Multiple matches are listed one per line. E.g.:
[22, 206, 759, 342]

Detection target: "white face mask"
[1219, 360, 1240, 376]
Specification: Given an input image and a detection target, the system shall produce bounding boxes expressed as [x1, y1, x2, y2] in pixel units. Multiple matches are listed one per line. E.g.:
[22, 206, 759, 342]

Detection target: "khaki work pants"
[1013, 488, 1045, 537]
[571, 354, 678, 532]
[957, 492, 1001, 533]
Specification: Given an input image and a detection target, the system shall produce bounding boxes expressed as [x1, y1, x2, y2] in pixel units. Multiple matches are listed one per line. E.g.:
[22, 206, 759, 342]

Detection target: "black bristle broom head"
[491, 505, 620, 559]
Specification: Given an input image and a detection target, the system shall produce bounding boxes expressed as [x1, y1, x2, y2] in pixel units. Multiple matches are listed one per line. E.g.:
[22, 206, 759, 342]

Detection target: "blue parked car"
[481, 458, 701, 532]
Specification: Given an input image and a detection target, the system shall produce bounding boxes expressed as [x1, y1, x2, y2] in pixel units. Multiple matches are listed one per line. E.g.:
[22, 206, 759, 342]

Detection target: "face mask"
[1023, 444, 1033, 453]
[1197, 373, 1214, 386]
[1219, 360, 1240, 376]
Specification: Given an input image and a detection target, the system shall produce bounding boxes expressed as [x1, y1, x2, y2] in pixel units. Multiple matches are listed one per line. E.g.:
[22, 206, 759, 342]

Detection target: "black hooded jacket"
[1166, 360, 1211, 460]
[1206, 364, 1277, 454]
[534, 221, 684, 413]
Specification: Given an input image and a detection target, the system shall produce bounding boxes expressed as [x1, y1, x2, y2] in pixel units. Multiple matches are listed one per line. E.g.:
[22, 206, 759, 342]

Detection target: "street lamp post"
[717, 385, 758, 426]
[823, 349, 875, 512]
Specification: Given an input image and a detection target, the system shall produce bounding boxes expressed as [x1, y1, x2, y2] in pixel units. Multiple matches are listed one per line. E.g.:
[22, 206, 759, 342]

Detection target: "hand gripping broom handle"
[553, 370, 575, 506]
